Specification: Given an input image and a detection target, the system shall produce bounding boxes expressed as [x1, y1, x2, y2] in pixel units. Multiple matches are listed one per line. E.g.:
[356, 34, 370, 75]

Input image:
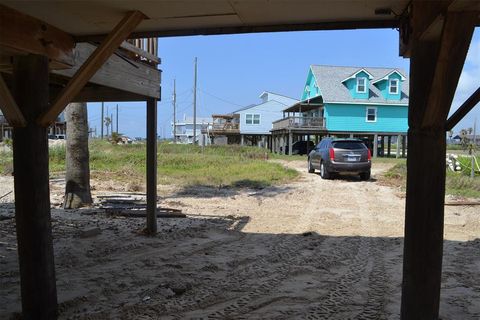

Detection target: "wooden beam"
[445, 87, 480, 131]
[448, 0, 480, 12]
[12, 54, 58, 319]
[75, 19, 400, 42]
[399, 0, 479, 57]
[52, 43, 160, 99]
[0, 4, 74, 68]
[38, 10, 146, 127]
[0, 73, 26, 126]
[70, 86, 148, 103]
[421, 11, 477, 128]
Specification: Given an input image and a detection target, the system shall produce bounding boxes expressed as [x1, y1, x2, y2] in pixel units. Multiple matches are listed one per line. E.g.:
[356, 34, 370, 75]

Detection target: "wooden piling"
[146, 98, 158, 234]
[12, 54, 58, 319]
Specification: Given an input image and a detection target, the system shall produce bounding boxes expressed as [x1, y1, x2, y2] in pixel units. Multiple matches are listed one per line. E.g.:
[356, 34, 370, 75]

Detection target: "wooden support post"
[240, 135, 244, 146]
[387, 136, 392, 157]
[146, 98, 158, 234]
[396, 135, 401, 159]
[373, 134, 378, 158]
[38, 11, 146, 126]
[402, 135, 406, 157]
[315, 135, 319, 144]
[12, 54, 57, 319]
[400, 4, 477, 319]
[280, 135, 283, 153]
[288, 131, 293, 155]
[402, 128, 446, 320]
[380, 136, 385, 157]
[306, 134, 311, 154]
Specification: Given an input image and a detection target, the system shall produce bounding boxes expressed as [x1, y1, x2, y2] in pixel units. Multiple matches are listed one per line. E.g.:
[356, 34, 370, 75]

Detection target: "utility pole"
[193, 57, 197, 145]
[101, 102, 104, 139]
[116, 104, 119, 133]
[472, 118, 477, 178]
[106, 117, 109, 137]
[173, 79, 177, 144]
[105, 105, 109, 137]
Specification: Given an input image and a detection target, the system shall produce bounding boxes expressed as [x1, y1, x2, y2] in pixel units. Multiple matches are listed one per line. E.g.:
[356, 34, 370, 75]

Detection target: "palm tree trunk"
[64, 103, 93, 208]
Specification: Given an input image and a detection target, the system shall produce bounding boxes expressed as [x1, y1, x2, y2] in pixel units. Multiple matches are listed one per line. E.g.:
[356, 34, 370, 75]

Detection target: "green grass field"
[0, 141, 299, 189]
[382, 155, 480, 198]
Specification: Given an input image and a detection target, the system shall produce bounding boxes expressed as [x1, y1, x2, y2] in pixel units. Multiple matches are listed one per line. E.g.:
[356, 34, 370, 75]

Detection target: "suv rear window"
[332, 141, 366, 150]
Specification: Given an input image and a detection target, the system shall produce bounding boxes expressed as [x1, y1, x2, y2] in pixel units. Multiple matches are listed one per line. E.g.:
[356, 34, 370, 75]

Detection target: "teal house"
[272, 65, 409, 157]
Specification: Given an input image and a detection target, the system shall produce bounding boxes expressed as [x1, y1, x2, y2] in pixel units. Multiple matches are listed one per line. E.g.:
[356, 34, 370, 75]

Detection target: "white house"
[235, 91, 298, 146]
[171, 115, 212, 145]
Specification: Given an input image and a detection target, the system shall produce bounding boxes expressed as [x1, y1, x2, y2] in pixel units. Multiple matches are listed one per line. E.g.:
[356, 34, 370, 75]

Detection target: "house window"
[389, 79, 399, 94]
[246, 114, 260, 125]
[366, 107, 377, 122]
[357, 77, 367, 93]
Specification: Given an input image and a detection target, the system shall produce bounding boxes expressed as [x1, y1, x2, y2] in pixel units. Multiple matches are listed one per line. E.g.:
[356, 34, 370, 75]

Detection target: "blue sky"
[87, 27, 479, 138]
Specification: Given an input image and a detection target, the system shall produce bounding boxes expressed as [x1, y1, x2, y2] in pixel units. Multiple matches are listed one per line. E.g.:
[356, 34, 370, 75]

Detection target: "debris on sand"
[79, 227, 102, 238]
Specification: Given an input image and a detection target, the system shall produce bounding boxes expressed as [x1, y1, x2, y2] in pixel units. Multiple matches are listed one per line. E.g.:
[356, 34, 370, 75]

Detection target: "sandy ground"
[0, 160, 479, 319]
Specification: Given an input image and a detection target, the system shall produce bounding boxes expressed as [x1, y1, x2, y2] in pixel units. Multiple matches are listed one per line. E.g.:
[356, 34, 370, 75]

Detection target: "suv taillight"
[329, 147, 335, 160]
[367, 149, 372, 160]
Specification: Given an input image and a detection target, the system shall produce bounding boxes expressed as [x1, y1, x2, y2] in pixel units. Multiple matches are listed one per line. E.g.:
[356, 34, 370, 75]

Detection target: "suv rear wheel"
[320, 161, 331, 179]
[308, 158, 315, 173]
[360, 170, 371, 181]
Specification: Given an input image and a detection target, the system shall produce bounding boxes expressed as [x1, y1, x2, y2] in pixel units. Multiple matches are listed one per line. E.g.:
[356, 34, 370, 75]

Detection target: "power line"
[198, 88, 244, 108]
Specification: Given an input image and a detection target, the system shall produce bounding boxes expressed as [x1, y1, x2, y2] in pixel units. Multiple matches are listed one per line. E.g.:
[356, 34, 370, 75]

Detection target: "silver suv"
[308, 138, 371, 180]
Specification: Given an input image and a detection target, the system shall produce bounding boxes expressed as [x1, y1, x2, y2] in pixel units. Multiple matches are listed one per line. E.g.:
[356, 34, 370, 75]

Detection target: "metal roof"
[0, 1, 411, 39]
[310, 65, 409, 105]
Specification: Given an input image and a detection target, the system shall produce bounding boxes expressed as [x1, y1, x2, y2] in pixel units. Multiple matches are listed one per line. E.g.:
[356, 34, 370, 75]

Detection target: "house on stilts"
[272, 65, 409, 157]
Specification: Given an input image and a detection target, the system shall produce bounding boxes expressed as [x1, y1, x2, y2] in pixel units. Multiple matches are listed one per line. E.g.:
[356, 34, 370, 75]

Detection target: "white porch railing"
[272, 116, 326, 130]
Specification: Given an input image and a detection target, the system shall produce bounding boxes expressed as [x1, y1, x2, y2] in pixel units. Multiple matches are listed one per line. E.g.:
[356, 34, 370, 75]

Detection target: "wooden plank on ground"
[444, 201, 480, 206]
[104, 208, 186, 218]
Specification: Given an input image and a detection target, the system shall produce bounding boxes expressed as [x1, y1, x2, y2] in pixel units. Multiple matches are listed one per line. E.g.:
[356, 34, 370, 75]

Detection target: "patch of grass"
[0, 141, 299, 189]
[373, 157, 406, 164]
[446, 144, 464, 151]
[0, 150, 13, 175]
[49, 145, 66, 172]
[446, 172, 480, 198]
[155, 144, 298, 188]
[383, 162, 407, 180]
[380, 161, 480, 198]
